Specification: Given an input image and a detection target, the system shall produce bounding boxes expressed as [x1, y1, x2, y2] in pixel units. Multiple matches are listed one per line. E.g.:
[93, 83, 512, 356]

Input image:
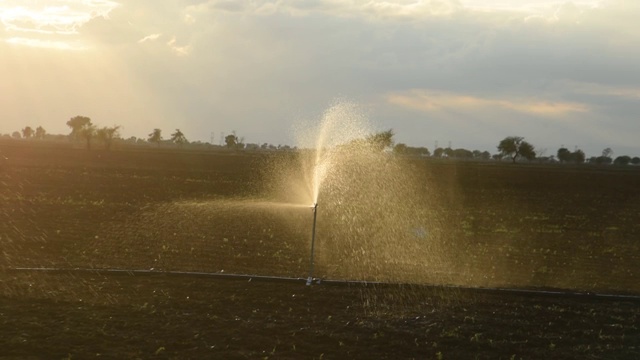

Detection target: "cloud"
[138, 33, 162, 43]
[207, 0, 248, 13]
[167, 36, 191, 56]
[6, 36, 87, 50]
[387, 89, 590, 117]
[2, 0, 640, 156]
[564, 81, 640, 101]
[0, 0, 119, 38]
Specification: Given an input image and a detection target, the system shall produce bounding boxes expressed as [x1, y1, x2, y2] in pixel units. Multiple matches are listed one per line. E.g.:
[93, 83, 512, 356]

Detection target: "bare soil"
[1, 143, 639, 359]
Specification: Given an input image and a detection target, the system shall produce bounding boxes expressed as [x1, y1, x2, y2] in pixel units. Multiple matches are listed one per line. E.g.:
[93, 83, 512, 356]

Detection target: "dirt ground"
[1, 143, 639, 359]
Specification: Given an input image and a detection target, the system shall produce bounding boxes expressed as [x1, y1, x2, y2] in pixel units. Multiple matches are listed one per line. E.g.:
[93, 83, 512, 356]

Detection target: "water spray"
[306, 202, 319, 286]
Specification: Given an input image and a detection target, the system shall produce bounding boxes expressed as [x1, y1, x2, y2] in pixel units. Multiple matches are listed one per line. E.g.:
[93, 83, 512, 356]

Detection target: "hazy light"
[6, 36, 86, 50]
[0, 0, 119, 49]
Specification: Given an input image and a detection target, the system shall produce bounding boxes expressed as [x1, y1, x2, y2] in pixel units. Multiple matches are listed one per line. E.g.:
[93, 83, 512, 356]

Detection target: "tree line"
[5, 117, 640, 166]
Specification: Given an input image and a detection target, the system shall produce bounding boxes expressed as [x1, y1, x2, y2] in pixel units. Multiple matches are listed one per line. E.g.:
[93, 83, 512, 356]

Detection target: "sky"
[1, 0, 639, 157]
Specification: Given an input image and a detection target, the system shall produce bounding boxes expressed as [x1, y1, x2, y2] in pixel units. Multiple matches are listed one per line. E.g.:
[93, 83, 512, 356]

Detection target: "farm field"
[1, 143, 640, 358]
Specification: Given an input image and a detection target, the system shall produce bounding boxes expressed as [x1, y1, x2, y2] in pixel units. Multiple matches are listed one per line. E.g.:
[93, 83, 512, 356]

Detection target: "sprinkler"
[306, 203, 319, 286]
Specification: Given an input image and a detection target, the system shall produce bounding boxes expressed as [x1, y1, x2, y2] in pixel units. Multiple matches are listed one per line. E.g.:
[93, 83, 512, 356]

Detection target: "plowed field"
[1, 144, 639, 359]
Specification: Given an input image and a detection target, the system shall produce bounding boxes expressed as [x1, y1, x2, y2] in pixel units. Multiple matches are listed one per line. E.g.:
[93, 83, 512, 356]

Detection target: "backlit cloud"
[0, 0, 118, 48]
[1, 0, 640, 156]
[387, 90, 590, 117]
[138, 33, 162, 43]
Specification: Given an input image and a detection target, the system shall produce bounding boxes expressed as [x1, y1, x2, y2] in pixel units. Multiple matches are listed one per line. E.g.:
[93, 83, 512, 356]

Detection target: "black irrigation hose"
[7, 267, 640, 302]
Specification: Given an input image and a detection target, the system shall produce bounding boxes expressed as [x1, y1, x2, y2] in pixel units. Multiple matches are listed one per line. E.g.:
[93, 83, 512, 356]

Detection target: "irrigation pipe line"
[6, 267, 640, 302]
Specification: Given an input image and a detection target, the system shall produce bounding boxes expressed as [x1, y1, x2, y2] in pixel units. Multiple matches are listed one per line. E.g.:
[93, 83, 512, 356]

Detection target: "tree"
[613, 155, 631, 166]
[452, 148, 473, 159]
[80, 123, 97, 149]
[497, 136, 536, 163]
[22, 126, 34, 139]
[631, 157, 640, 165]
[11, 131, 21, 139]
[571, 149, 586, 164]
[170, 129, 188, 145]
[407, 146, 430, 156]
[366, 129, 394, 151]
[148, 128, 162, 145]
[225, 134, 238, 148]
[590, 148, 614, 165]
[97, 126, 121, 150]
[558, 147, 585, 164]
[393, 143, 408, 154]
[337, 129, 394, 153]
[557, 147, 571, 163]
[433, 147, 444, 157]
[67, 116, 92, 141]
[35, 126, 46, 139]
[590, 156, 612, 165]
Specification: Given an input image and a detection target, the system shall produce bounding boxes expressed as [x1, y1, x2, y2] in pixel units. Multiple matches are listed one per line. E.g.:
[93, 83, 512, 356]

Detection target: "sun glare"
[0, 1, 119, 49]
[6, 36, 86, 51]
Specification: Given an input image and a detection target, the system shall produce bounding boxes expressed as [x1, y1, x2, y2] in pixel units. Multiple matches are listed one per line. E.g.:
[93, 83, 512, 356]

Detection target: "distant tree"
[589, 148, 614, 165]
[22, 126, 34, 139]
[80, 123, 97, 149]
[443, 147, 454, 158]
[557, 147, 571, 163]
[66, 116, 92, 141]
[452, 148, 473, 159]
[147, 128, 162, 145]
[631, 157, 640, 165]
[11, 131, 21, 139]
[589, 156, 612, 165]
[407, 146, 430, 156]
[336, 129, 394, 153]
[433, 147, 444, 157]
[170, 129, 188, 145]
[497, 136, 536, 163]
[518, 142, 536, 161]
[393, 143, 408, 154]
[613, 155, 631, 166]
[35, 126, 46, 139]
[97, 126, 121, 150]
[365, 129, 394, 151]
[480, 151, 491, 160]
[225, 134, 238, 148]
[571, 149, 586, 164]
